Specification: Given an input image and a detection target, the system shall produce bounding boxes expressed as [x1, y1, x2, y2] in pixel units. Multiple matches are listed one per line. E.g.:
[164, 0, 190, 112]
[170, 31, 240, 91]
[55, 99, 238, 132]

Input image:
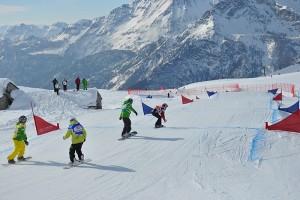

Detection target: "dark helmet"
[18, 115, 27, 123]
[162, 103, 168, 108]
[70, 117, 77, 123]
[127, 98, 133, 104]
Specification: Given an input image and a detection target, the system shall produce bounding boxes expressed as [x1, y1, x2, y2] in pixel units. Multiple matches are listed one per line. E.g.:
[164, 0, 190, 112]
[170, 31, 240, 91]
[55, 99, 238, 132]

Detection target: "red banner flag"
[273, 93, 282, 101]
[181, 95, 193, 104]
[33, 115, 60, 135]
[265, 110, 300, 133]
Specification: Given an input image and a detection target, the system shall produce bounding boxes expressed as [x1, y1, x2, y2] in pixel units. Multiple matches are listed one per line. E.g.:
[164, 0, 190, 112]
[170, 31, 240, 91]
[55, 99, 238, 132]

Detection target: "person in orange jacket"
[152, 103, 168, 128]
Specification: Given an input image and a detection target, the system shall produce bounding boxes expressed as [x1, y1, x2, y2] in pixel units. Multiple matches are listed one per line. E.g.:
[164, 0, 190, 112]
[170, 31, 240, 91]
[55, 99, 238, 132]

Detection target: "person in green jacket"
[63, 118, 87, 164]
[7, 116, 29, 164]
[119, 98, 138, 138]
[82, 78, 88, 90]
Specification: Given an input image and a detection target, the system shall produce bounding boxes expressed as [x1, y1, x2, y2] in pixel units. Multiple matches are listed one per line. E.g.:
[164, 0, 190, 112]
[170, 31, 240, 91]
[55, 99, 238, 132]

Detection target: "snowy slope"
[1, 0, 300, 89]
[1, 73, 300, 199]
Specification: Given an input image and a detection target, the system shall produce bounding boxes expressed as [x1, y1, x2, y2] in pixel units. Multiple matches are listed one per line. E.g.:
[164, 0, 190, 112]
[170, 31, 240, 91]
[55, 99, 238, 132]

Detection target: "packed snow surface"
[1, 73, 300, 200]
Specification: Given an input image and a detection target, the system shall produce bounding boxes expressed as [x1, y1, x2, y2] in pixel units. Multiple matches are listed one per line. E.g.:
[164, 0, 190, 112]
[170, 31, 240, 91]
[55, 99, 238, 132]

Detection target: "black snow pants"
[69, 142, 84, 162]
[152, 112, 162, 127]
[122, 118, 131, 136]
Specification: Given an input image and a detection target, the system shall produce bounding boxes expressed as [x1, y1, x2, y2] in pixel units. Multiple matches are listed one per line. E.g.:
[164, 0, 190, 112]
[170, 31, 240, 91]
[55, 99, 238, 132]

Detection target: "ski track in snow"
[1, 80, 300, 199]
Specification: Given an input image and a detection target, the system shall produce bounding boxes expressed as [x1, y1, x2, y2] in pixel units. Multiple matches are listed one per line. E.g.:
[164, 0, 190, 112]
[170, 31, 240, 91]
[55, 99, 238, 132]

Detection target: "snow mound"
[9, 89, 33, 110]
[0, 78, 11, 98]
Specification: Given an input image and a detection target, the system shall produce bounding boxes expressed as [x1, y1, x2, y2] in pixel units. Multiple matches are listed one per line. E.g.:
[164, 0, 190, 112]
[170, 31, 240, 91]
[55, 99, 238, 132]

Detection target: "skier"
[152, 103, 168, 128]
[7, 116, 29, 164]
[52, 78, 58, 92]
[62, 79, 68, 91]
[54, 82, 60, 95]
[82, 78, 88, 90]
[75, 76, 80, 91]
[63, 118, 87, 165]
[119, 98, 138, 138]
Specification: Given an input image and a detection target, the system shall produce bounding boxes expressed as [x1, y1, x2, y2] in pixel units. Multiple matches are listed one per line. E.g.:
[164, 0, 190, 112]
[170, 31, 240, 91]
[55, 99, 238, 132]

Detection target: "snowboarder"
[62, 79, 68, 91]
[82, 78, 88, 90]
[75, 76, 80, 91]
[7, 116, 29, 164]
[63, 118, 87, 165]
[54, 82, 60, 95]
[152, 103, 168, 128]
[52, 78, 58, 92]
[119, 98, 138, 138]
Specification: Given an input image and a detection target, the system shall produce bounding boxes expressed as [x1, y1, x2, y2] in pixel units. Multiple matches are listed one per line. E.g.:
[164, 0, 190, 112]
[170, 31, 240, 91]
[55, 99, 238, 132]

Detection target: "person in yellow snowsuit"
[7, 116, 29, 164]
[63, 118, 87, 164]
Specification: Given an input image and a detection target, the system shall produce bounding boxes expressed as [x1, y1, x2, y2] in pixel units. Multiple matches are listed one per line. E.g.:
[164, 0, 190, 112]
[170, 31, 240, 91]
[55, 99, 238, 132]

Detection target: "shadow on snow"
[14, 160, 136, 172]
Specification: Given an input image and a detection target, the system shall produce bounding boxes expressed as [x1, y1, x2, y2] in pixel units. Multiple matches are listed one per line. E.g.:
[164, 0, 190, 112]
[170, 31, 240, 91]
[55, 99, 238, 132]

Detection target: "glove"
[119, 116, 122, 120]
[24, 140, 29, 146]
[134, 111, 138, 116]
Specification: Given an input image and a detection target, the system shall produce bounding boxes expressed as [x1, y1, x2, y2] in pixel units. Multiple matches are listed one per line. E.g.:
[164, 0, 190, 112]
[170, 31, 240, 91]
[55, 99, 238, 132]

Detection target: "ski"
[118, 131, 138, 140]
[63, 158, 92, 169]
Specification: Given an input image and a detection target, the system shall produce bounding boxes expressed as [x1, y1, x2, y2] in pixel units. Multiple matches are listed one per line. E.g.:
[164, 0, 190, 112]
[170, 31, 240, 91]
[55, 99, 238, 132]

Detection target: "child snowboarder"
[63, 118, 87, 165]
[7, 116, 29, 164]
[152, 103, 168, 128]
[82, 78, 88, 90]
[119, 98, 138, 138]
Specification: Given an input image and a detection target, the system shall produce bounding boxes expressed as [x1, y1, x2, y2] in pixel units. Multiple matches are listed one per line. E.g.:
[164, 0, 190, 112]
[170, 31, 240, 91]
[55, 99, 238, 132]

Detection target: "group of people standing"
[52, 76, 89, 95]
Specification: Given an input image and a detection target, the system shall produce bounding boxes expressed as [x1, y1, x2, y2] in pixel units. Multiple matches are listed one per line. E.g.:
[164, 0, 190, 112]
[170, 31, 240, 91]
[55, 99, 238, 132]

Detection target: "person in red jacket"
[152, 103, 168, 128]
[75, 76, 80, 91]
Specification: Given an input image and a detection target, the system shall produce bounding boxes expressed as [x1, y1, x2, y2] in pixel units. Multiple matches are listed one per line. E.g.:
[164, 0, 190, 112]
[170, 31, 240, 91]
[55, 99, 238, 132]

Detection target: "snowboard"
[118, 131, 138, 140]
[63, 158, 92, 169]
[2, 156, 32, 166]
[155, 125, 165, 128]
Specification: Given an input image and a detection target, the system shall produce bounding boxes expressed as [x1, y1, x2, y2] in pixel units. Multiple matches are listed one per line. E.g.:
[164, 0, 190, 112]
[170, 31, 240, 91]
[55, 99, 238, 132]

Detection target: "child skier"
[7, 115, 29, 164]
[152, 103, 168, 128]
[63, 118, 87, 165]
[119, 98, 138, 138]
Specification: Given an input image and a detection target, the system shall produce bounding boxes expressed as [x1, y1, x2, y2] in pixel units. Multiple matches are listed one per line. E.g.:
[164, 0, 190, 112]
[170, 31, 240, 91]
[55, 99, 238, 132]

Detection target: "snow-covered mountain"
[0, 0, 300, 89]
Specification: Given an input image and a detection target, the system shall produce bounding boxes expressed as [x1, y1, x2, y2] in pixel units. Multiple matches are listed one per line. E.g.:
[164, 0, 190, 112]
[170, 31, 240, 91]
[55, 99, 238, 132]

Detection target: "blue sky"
[0, 0, 129, 25]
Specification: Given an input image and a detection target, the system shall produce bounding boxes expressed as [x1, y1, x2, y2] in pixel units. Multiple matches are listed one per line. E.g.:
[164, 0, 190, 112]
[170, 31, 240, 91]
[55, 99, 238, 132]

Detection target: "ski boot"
[8, 159, 16, 164]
